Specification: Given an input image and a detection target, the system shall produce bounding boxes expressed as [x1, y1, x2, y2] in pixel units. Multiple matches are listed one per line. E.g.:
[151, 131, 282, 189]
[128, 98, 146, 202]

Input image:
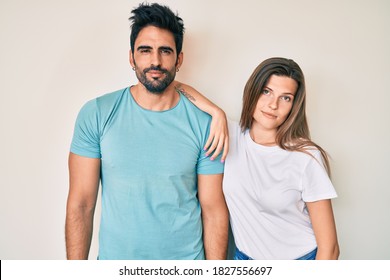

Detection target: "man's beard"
[135, 65, 176, 94]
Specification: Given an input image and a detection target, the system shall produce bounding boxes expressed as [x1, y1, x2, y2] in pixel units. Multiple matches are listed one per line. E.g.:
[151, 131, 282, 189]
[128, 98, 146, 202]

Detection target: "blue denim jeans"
[234, 247, 318, 260]
[295, 248, 317, 260]
[233, 248, 253, 260]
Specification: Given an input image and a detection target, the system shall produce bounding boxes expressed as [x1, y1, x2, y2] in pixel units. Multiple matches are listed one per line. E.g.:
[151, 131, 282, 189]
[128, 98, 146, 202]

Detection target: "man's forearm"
[202, 207, 229, 259]
[65, 207, 94, 260]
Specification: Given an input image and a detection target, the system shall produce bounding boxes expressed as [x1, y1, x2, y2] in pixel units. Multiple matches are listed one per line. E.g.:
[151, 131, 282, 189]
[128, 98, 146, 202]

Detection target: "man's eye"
[161, 49, 172, 54]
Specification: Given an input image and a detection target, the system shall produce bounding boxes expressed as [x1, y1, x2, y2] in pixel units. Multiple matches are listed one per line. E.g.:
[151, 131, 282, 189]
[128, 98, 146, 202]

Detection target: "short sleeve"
[197, 150, 224, 174]
[70, 99, 101, 158]
[196, 119, 224, 175]
[302, 150, 337, 202]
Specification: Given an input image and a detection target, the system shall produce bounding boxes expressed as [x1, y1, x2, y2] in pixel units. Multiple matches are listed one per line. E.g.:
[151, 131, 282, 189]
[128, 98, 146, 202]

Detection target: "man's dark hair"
[129, 3, 185, 57]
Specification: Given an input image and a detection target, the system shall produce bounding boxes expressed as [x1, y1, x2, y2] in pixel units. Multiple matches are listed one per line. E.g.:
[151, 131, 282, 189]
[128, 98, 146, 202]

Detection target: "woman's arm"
[306, 199, 340, 259]
[174, 82, 229, 162]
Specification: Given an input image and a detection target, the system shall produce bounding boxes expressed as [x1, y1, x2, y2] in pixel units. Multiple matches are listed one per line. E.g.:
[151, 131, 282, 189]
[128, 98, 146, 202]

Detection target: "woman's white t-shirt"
[223, 121, 337, 259]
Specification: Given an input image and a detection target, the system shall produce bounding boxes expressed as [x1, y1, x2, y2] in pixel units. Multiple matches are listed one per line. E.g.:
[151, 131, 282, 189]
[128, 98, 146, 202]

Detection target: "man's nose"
[150, 52, 162, 67]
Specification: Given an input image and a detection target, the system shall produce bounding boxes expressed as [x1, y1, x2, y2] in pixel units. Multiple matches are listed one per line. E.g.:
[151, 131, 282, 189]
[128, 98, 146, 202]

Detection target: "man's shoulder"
[95, 87, 129, 105]
[76, 87, 129, 121]
[83, 87, 128, 115]
[179, 94, 211, 121]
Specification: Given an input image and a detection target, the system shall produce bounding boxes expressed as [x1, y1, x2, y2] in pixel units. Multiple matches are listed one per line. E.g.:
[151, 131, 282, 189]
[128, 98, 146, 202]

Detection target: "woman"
[175, 57, 339, 260]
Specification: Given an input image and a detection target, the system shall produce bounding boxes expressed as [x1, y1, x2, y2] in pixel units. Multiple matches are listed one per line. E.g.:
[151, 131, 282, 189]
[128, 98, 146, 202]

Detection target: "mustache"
[143, 66, 169, 74]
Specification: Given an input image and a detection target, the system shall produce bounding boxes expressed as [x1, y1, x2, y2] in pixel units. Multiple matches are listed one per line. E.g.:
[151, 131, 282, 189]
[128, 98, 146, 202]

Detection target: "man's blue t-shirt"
[70, 87, 224, 259]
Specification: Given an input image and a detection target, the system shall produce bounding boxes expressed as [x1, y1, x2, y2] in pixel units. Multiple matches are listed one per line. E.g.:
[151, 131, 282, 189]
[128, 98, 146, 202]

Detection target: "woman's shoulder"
[227, 119, 243, 138]
[227, 119, 239, 129]
[284, 139, 323, 158]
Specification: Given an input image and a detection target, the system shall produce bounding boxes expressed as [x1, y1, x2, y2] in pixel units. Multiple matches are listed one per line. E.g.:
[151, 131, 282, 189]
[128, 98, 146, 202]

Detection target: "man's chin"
[143, 79, 174, 94]
[144, 83, 168, 94]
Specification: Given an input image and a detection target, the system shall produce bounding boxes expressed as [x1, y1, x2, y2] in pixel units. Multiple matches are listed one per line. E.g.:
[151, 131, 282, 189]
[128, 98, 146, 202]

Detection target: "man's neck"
[130, 83, 180, 111]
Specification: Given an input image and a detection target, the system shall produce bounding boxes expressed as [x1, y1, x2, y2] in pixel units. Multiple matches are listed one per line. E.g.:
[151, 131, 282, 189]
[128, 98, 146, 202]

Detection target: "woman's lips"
[262, 111, 277, 119]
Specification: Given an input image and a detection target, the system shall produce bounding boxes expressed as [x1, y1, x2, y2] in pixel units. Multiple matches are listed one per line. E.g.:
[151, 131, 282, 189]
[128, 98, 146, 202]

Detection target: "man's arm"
[198, 174, 229, 259]
[65, 152, 100, 259]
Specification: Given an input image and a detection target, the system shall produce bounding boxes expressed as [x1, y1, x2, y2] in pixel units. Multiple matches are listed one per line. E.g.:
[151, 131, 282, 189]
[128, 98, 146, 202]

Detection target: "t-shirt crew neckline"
[245, 129, 280, 153]
[128, 86, 182, 113]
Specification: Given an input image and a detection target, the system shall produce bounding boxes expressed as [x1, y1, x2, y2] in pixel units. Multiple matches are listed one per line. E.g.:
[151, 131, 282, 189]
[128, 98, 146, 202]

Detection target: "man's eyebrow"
[159, 46, 174, 52]
[136, 46, 174, 52]
[137, 45, 152, 51]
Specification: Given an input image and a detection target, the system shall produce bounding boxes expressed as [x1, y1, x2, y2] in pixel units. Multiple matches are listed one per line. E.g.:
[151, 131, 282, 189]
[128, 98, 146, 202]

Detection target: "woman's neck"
[249, 126, 277, 146]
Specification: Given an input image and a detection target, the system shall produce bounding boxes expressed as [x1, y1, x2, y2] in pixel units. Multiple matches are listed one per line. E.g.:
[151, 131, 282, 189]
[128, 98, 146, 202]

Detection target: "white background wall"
[1, 0, 389, 260]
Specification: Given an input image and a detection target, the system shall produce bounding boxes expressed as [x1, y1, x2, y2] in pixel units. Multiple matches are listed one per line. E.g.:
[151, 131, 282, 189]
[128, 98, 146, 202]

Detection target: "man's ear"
[129, 49, 135, 68]
[176, 52, 183, 69]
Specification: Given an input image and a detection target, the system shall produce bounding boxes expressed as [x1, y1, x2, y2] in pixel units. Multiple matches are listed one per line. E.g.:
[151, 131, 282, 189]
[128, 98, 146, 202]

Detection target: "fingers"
[204, 109, 229, 162]
[221, 137, 229, 162]
[204, 133, 228, 162]
[210, 135, 229, 162]
[204, 134, 215, 154]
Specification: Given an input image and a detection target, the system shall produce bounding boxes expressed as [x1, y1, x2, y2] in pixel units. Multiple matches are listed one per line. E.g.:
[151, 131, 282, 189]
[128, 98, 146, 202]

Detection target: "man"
[65, 3, 228, 260]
